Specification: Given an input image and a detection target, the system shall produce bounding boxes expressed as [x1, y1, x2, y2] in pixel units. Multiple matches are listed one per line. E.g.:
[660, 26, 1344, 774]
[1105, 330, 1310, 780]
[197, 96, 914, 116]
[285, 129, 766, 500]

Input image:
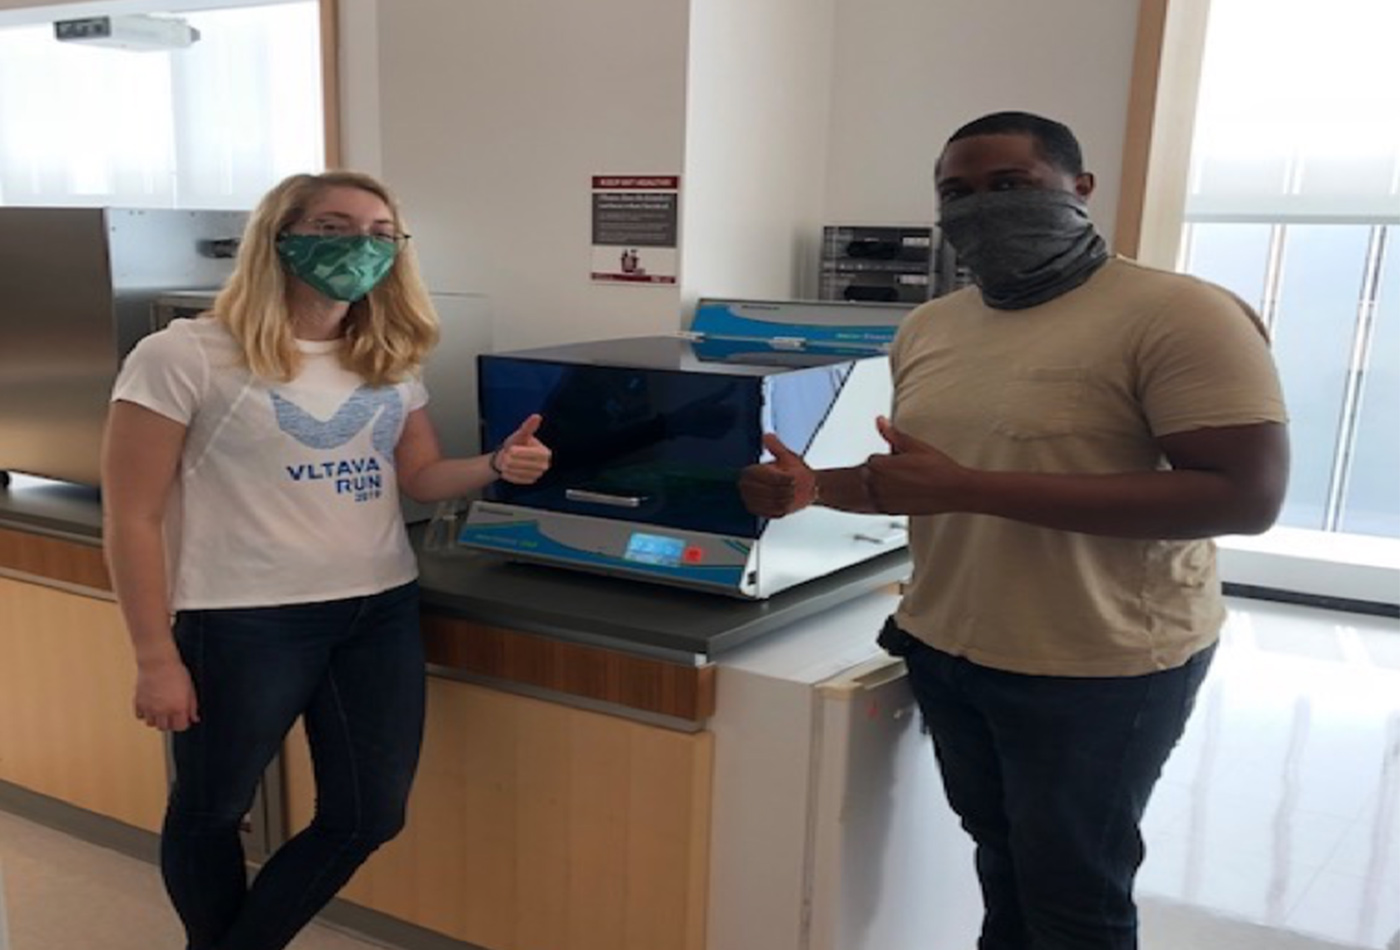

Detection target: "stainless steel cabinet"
[0, 207, 245, 486]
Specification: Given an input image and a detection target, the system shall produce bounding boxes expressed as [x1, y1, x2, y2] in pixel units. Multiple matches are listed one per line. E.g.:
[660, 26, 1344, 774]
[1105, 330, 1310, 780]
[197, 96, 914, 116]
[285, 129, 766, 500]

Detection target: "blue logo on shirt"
[271, 386, 402, 457]
[271, 386, 403, 502]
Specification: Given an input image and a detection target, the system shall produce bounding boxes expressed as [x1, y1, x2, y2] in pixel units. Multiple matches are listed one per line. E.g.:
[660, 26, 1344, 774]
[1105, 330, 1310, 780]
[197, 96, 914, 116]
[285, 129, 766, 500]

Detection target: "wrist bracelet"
[489, 449, 505, 476]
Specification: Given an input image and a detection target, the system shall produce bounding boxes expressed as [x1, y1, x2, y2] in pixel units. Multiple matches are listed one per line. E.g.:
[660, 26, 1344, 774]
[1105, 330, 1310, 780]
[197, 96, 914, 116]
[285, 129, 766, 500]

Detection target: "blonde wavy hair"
[215, 171, 440, 386]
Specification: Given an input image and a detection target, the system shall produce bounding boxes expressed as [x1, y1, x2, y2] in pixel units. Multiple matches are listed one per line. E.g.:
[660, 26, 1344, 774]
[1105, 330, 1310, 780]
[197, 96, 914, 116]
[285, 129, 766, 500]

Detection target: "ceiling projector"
[54, 14, 200, 51]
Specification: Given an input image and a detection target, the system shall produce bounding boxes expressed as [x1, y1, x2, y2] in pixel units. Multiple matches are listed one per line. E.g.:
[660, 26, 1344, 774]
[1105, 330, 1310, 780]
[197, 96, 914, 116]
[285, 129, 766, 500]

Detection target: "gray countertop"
[1, 475, 910, 660]
[417, 536, 909, 660]
[0, 474, 103, 543]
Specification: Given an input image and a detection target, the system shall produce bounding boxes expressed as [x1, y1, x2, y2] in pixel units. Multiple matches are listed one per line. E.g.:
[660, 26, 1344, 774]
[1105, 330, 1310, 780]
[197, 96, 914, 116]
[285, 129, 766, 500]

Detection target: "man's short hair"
[946, 111, 1085, 176]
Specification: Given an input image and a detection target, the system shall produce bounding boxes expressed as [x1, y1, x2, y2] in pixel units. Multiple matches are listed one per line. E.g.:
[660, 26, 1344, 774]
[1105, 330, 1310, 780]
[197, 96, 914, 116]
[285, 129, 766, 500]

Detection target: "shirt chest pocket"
[992, 366, 1091, 439]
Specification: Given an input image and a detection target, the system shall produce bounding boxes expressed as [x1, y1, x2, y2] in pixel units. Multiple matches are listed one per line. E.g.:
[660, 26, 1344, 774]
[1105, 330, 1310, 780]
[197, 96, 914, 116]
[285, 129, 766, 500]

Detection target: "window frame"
[1114, 0, 1212, 266]
[317, 0, 340, 168]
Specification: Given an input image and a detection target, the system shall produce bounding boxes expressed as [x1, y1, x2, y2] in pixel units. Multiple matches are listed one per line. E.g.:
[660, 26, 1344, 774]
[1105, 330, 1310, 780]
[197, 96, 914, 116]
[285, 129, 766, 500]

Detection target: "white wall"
[822, 0, 1140, 244]
[348, 0, 846, 347]
[681, 0, 836, 305]
[7, 0, 1142, 341]
[357, 0, 691, 352]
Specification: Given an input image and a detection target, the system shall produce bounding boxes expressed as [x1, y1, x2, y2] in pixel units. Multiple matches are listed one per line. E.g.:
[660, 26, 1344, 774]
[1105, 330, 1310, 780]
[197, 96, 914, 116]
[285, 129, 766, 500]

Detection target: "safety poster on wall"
[590, 175, 679, 285]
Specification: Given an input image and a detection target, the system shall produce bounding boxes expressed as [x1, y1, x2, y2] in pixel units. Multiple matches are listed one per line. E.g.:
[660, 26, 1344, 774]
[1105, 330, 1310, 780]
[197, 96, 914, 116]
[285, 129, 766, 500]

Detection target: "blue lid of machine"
[690, 297, 914, 351]
[479, 335, 859, 376]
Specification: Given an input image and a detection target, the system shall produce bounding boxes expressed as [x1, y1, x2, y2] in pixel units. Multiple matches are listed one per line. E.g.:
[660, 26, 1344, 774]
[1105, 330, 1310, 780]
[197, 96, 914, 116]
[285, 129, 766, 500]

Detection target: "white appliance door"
[805, 655, 981, 950]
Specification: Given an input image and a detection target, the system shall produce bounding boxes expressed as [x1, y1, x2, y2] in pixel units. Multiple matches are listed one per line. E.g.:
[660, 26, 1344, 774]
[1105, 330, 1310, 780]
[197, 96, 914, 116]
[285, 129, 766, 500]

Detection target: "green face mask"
[277, 234, 398, 302]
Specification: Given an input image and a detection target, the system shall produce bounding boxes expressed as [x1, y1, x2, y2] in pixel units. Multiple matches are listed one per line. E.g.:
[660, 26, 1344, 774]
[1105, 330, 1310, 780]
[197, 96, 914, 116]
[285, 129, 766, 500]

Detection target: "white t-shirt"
[111, 315, 428, 610]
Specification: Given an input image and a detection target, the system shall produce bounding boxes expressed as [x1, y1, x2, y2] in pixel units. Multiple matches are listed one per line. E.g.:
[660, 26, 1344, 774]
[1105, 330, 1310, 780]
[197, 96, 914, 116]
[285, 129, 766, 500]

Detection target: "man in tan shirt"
[741, 111, 1289, 950]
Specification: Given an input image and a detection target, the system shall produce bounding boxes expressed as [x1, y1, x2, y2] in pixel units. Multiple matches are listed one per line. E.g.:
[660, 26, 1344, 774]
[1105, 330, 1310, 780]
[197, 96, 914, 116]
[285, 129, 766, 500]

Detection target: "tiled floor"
[1138, 598, 1400, 950]
[0, 809, 385, 950]
[0, 596, 1395, 950]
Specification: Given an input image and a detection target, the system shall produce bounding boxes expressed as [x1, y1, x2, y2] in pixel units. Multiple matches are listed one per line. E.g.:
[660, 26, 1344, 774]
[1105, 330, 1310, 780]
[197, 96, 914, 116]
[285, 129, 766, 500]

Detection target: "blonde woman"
[101, 171, 550, 950]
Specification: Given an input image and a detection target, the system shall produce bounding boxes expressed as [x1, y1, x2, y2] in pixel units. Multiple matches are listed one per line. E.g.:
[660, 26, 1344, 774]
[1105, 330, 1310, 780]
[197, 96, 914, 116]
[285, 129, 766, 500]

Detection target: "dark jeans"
[882, 620, 1214, 950]
[164, 581, 426, 950]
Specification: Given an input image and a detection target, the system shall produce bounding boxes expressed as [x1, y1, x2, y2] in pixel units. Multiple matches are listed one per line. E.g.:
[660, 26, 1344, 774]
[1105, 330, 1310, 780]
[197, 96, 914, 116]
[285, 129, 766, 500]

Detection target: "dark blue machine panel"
[477, 337, 858, 541]
[480, 354, 765, 538]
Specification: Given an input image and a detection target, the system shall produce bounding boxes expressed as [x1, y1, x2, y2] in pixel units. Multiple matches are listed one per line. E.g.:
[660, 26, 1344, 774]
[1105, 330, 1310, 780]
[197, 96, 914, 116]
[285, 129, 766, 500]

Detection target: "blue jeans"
[883, 621, 1213, 950]
[163, 581, 426, 950]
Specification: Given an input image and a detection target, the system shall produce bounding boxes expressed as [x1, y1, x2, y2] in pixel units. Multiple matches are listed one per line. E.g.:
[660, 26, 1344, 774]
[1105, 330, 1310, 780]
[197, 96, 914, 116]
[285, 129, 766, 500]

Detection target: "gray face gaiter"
[937, 189, 1109, 310]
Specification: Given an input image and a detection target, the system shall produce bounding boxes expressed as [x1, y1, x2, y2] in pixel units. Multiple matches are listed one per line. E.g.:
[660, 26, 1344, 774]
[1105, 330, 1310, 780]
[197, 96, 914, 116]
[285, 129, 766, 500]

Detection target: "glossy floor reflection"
[0, 808, 386, 950]
[1139, 598, 1400, 950]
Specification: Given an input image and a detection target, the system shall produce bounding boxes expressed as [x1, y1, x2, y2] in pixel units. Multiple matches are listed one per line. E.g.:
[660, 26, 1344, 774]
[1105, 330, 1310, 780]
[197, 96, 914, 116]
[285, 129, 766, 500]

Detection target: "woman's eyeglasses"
[293, 216, 411, 248]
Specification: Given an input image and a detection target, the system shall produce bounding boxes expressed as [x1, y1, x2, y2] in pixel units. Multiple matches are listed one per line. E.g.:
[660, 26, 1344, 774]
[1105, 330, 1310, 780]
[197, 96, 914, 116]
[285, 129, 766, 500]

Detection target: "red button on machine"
[682, 546, 705, 563]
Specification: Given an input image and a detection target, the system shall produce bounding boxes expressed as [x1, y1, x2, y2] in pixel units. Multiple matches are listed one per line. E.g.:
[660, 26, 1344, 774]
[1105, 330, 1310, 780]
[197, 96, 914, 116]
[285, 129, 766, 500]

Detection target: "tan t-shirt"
[890, 257, 1287, 677]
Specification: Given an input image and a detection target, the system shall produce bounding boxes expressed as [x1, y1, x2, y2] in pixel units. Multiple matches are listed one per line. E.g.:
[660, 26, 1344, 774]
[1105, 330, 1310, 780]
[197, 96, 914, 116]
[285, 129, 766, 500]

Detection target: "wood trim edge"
[0, 526, 110, 592]
[421, 613, 717, 723]
[1114, 0, 1171, 259]
[320, 0, 342, 169]
[1115, 0, 1215, 268]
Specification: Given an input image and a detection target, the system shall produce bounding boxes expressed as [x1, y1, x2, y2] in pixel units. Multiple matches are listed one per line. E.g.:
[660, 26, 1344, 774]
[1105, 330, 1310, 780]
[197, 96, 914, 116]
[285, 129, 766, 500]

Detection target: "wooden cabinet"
[1, 522, 717, 950]
[283, 676, 713, 950]
[0, 575, 167, 833]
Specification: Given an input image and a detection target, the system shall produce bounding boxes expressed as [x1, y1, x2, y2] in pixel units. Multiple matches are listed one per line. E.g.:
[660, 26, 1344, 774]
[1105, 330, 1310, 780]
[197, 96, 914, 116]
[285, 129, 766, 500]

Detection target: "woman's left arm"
[396, 408, 551, 503]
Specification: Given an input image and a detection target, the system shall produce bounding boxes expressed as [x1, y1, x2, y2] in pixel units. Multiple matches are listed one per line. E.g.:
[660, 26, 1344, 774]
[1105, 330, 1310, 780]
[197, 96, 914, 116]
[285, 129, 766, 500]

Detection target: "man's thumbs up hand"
[865, 416, 968, 514]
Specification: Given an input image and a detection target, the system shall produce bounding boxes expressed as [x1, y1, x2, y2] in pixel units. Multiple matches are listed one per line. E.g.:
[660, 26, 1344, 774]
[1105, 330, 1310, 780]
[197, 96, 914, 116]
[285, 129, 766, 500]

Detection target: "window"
[1178, 0, 1400, 540]
[1116, 0, 1400, 603]
[0, 1, 325, 209]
